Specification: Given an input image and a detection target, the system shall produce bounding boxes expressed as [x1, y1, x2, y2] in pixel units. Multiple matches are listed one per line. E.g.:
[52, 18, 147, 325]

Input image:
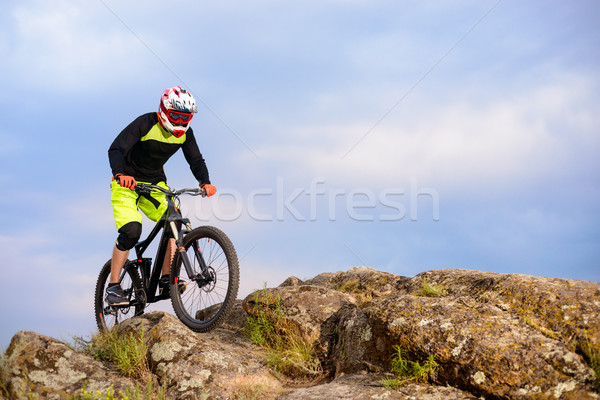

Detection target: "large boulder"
[364, 295, 596, 399]
[305, 266, 411, 302]
[243, 284, 357, 364]
[245, 267, 600, 399]
[2, 331, 137, 399]
[413, 269, 600, 361]
[113, 311, 282, 400]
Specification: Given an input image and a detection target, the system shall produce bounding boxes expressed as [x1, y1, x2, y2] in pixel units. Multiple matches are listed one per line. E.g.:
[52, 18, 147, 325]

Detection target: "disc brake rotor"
[202, 267, 217, 292]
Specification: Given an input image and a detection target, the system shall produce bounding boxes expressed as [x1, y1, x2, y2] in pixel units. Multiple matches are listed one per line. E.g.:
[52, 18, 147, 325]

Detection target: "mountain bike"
[94, 183, 239, 332]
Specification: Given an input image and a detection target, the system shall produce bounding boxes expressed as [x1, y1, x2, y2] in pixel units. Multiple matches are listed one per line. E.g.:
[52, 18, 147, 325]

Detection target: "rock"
[243, 284, 357, 364]
[278, 373, 479, 399]
[113, 311, 282, 400]
[364, 295, 597, 399]
[2, 331, 137, 399]
[218, 299, 248, 331]
[2, 267, 599, 400]
[279, 276, 304, 287]
[306, 266, 411, 302]
[245, 267, 600, 399]
[414, 269, 600, 362]
[332, 305, 381, 374]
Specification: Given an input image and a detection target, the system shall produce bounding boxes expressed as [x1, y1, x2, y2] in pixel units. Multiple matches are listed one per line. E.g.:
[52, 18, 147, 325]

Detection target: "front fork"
[170, 221, 212, 285]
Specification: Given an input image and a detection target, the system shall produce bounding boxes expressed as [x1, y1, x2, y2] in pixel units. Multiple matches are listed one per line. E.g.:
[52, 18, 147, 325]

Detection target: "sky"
[0, 0, 598, 349]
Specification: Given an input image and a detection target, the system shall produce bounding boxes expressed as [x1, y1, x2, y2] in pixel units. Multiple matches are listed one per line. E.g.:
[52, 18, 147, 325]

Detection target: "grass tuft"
[523, 316, 560, 340]
[88, 328, 150, 380]
[584, 331, 600, 389]
[230, 374, 281, 400]
[68, 381, 167, 400]
[245, 285, 322, 379]
[334, 280, 373, 305]
[382, 345, 438, 389]
[0, 349, 8, 400]
[1, 331, 169, 400]
[416, 281, 448, 298]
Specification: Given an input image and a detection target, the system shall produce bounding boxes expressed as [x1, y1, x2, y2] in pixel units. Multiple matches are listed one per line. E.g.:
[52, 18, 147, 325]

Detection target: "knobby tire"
[170, 225, 240, 332]
[94, 259, 144, 331]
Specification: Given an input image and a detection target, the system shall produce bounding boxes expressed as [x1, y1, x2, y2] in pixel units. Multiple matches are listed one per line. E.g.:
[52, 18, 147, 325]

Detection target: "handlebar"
[134, 183, 206, 197]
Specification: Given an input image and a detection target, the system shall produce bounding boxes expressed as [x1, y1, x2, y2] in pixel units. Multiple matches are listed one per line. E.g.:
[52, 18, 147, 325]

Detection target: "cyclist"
[106, 86, 216, 306]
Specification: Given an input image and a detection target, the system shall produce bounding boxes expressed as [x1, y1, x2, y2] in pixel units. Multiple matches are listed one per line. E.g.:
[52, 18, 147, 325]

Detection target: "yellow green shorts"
[110, 180, 169, 231]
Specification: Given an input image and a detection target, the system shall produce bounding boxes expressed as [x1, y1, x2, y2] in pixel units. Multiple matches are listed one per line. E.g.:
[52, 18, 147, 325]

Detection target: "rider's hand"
[115, 174, 137, 190]
[201, 183, 216, 197]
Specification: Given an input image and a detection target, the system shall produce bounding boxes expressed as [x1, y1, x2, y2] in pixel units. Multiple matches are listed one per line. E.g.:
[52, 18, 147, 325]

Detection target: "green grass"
[382, 345, 438, 389]
[88, 328, 150, 380]
[416, 281, 448, 298]
[584, 331, 600, 389]
[1, 329, 174, 400]
[82, 328, 167, 399]
[0, 349, 8, 400]
[334, 280, 373, 305]
[69, 381, 167, 400]
[523, 316, 560, 340]
[245, 285, 322, 379]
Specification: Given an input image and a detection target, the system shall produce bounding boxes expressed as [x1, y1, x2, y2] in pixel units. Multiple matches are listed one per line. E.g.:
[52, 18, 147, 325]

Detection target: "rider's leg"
[107, 180, 143, 305]
[109, 221, 142, 283]
[162, 238, 176, 276]
[110, 245, 129, 284]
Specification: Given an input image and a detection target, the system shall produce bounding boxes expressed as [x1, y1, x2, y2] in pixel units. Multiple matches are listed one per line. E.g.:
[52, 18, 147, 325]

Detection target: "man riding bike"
[106, 86, 217, 306]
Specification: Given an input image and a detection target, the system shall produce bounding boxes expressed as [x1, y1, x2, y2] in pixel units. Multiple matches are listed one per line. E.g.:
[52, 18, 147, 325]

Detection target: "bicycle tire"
[170, 225, 240, 332]
[94, 259, 145, 331]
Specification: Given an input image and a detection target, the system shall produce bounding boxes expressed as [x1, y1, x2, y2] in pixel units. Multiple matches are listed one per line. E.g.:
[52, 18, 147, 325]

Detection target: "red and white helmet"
[158, 86, 198, 138]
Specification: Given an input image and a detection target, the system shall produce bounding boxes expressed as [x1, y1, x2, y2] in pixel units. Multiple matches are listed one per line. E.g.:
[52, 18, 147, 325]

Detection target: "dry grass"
[584, 331, 600, 389]
[229, 374, 283, 400]
[245, 286, 323, 379]
[334, 280, 374, 306]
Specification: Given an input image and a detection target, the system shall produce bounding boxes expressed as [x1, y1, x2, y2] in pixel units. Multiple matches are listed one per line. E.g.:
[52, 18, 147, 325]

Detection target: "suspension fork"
[170, 221, 210, 280]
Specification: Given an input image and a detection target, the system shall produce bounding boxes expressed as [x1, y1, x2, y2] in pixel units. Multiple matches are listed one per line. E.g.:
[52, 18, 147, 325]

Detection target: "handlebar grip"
[133, 183, 152, 194]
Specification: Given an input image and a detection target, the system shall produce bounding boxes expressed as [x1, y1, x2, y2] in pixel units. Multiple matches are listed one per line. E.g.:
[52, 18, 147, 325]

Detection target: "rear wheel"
[170, 226, 239, 332]
[94, 259, 145, 331]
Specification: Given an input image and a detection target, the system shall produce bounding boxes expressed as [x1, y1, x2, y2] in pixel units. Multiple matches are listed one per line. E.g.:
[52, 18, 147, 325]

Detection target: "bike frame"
[120, 185, 210, 305]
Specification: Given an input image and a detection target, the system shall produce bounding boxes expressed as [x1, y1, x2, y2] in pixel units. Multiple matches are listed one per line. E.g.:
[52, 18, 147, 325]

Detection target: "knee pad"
[115, 222, 142, 251]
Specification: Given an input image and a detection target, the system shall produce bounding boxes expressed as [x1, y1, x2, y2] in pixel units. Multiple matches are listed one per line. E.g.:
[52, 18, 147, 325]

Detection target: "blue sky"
[1, 0, 598, 348]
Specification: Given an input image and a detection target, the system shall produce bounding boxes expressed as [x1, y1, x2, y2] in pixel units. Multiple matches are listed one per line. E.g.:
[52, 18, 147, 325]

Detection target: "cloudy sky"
[1, 0, 598, 348]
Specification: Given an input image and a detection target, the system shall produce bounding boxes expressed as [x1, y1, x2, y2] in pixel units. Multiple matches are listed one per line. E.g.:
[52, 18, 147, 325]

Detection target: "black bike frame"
[120, 187, 209, 305]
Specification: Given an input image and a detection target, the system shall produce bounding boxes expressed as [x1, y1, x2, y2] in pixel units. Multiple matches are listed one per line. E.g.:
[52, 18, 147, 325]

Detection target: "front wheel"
[170, 225, 240, 332]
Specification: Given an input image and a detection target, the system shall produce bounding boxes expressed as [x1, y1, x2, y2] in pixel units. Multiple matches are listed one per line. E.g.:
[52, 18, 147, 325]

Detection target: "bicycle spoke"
[95, 260, 144, 332]
[170, 226, 239, 332]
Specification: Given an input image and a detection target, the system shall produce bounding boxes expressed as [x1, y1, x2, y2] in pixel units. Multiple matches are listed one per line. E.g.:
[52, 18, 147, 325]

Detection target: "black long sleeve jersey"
[108, 112, 210, 185]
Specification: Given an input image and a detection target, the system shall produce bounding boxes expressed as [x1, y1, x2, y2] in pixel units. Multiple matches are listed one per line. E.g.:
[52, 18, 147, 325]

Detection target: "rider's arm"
[108, 114, 152, 177]
[181, 128, 211, 186]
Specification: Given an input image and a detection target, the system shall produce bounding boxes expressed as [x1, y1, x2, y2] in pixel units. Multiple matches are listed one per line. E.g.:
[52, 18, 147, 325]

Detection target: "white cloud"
[6, 0, 150, 91]
[253, 73, 599, 194]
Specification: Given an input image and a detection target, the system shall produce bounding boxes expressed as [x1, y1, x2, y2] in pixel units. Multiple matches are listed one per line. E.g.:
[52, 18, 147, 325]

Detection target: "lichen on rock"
[2, 267, 599, 400]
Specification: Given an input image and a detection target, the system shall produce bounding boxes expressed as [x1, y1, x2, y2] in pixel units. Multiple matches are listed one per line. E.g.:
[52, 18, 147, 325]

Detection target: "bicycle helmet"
[158, 86, 198, 138]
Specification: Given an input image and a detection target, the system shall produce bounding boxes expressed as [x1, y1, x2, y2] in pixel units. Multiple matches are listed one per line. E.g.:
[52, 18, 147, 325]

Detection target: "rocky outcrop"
[1, 267, 599, 399]
[1, 331, 138, 399]
[245, 267, 600, 399]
